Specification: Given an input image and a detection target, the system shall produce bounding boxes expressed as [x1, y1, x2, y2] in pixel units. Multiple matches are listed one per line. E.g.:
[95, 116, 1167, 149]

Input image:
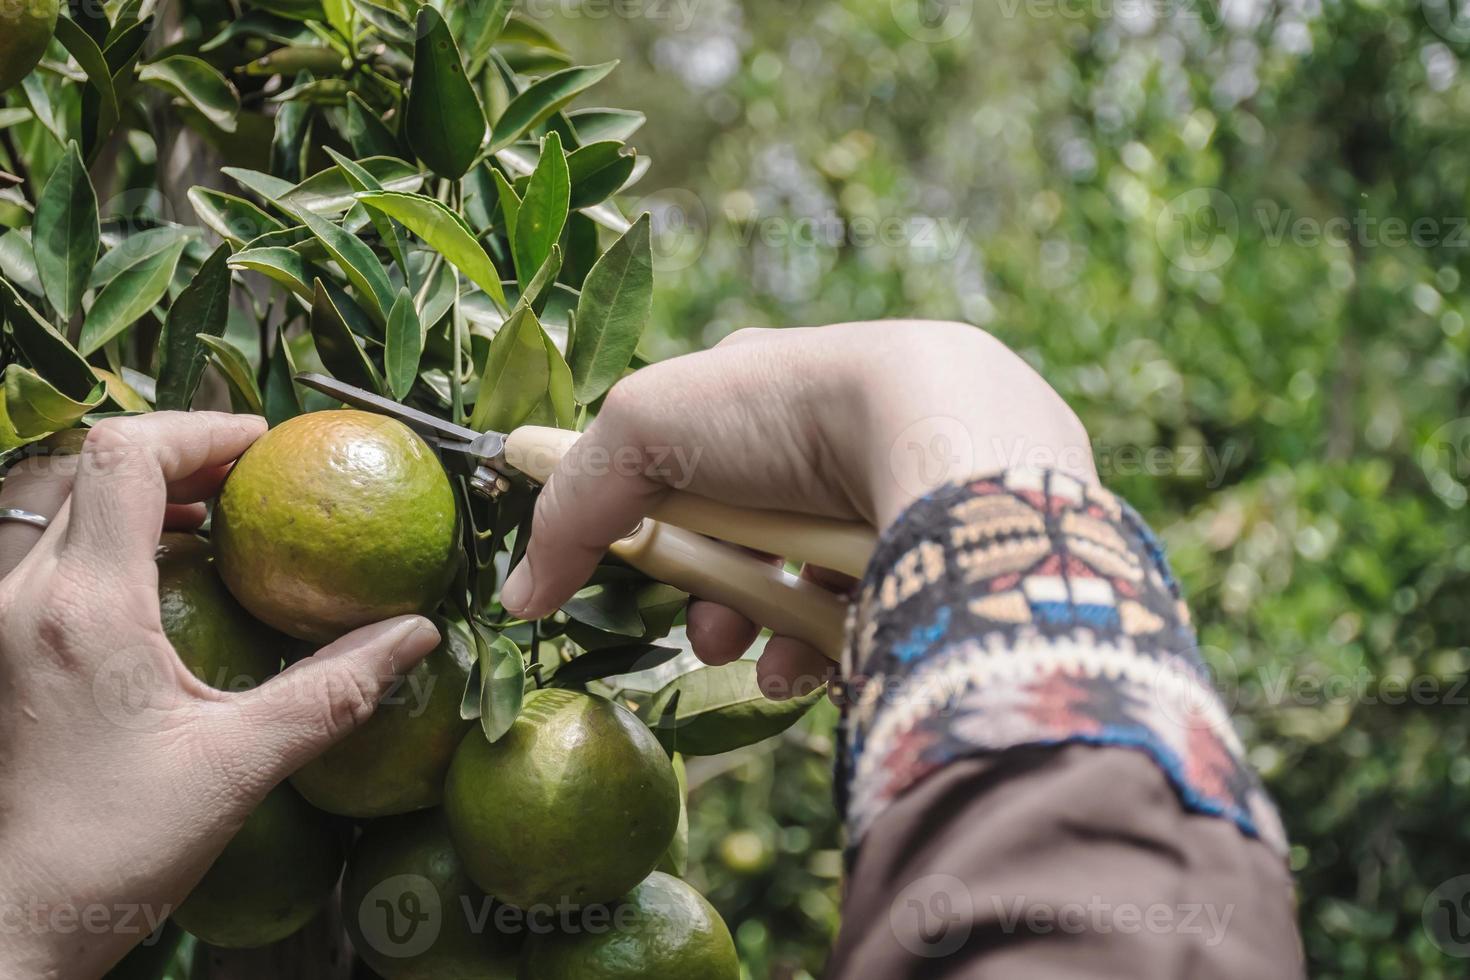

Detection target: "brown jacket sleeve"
[829, 745, 1302, 978]
[832, 470, 1303, 977]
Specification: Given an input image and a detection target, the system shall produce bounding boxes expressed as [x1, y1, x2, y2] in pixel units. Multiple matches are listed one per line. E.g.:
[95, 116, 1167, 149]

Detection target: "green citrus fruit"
[520, 872, 739, 980]
[156, 532, 291, 690]
[173, 783, 345, 949]
[444, 689, 680, 909]
[212, 409, 459, 643]
[342, 808, 523, 979]
[290, 619, 474, 818]
[0, 0, 58, 94]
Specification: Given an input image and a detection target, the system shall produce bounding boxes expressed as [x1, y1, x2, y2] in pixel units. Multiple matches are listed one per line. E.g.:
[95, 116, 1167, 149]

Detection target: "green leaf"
[459, 655, 483, 722]
[566, 141, 636, 209]
[282, 156, 425, 216]
[518, 243, 562, 316]
[473, 626, 524, 743]
[196, 335, 265, 416]
[356, 191, 508, 309]
[227, 247, 311, 299]
[657, 753, 689, 876]
[222, 166, 296, 205]
[568, 107, 646, 143]
[492, 168, 521, 241]
[156, 246, 233, 411]
[0, 229, 40, 295]
[384, 288, 423, 399]
[90, 228, 194, 290]
[2, 365, 104, 438]
[0, 278, 95, 399]
[490, 61, 618, 153]
[549, 643, 680, 688]
[187, 188, 282, 246]
[513, 132, 569, 289]
[563, 577, 646, 636]
[138, 56, 241, 134]
[53, 17, 120, 156]
[263, 326, 303, 427]
[311, 278, 385, 394]
[34, 142, 100, 321]
[344, 92, 400, 159]
[322, 148, 410, 280]
[321, 0, 353, 43]
[296, 209, 395, 323]
[537, 323, 574, 429]
[568, 212, 652, 403]
[351, 0, 413, 42]
[643, 660, 826, 756]
[469, 306, 549, 432]
[406, 6, 487, 179]
[239, 0, 325, 20]
[78, 239, 186, 356]
[452, 0, 512, 74]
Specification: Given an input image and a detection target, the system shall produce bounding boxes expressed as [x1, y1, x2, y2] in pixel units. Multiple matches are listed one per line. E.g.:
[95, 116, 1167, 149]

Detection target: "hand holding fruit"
[0, 413, 441, 978]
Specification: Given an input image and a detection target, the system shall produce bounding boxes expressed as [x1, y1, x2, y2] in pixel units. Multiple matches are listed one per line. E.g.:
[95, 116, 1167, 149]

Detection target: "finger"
[715, 326, 775, 348]
[164, 503, 208, 530]
[62, 413, 265, 576]
[0, 432, 88, 579]
[501, 402, 668, 620]
[756, 635, 836, 701]
[166, 462, 236, 504]
[686, 599, 760, 666]
[224, 615, 441, 783]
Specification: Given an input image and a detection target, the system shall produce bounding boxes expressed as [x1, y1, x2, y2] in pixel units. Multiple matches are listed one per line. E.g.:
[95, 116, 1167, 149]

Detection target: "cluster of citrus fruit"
[157, 410, 738, 978]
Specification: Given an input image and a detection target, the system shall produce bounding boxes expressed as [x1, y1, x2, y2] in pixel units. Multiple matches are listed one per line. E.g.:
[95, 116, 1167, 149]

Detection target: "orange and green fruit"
[157, 534, 342, 948]
[443, 689, 680, 909]
[290, 619, 474, 818]
[342, 808, 522, 979]
[0, 0, 58, 94]
[520, 872, 739, 980]
[156, 532, 290, 690]
[172, 783, 345, 948]
[212, 409, 459, 643]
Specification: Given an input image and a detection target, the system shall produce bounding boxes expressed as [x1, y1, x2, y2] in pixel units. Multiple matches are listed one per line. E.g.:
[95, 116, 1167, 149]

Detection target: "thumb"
[502, 423, 670, 617]
[227, 615, 442, 782]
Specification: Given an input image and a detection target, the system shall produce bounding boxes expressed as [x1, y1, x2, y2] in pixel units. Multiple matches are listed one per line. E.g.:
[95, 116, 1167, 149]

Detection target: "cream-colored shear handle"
[611, 521, 848, 661]
[504, 427, 878, 578]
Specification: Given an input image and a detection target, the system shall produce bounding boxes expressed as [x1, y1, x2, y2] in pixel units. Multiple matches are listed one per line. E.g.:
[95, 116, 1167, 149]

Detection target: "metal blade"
[293, 373, 508, 466]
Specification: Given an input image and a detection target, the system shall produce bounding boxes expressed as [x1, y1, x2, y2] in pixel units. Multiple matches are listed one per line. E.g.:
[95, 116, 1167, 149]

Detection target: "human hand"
[0, 413, 441, 979]
[499, 320, 1094, 695]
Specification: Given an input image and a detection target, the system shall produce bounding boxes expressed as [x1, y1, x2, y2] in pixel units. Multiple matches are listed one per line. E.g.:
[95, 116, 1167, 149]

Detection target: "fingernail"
[501, 559, 534, 615]
[392, 618, 441, 658]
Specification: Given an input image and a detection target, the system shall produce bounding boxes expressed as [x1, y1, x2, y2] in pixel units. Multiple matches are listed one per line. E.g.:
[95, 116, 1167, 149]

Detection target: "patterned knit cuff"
[835, 469, 1287, 856]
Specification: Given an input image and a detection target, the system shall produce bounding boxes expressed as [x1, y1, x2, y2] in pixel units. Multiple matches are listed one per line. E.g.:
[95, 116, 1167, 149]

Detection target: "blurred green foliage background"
[544, 0, 1470, 975]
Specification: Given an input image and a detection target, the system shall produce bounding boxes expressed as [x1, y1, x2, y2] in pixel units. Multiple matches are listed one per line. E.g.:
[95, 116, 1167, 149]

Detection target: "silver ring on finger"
[0, 507, 51, 531]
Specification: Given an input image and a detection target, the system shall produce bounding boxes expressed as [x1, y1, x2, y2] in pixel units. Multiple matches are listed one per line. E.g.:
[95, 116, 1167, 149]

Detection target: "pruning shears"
[294, 373, 877, 660]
